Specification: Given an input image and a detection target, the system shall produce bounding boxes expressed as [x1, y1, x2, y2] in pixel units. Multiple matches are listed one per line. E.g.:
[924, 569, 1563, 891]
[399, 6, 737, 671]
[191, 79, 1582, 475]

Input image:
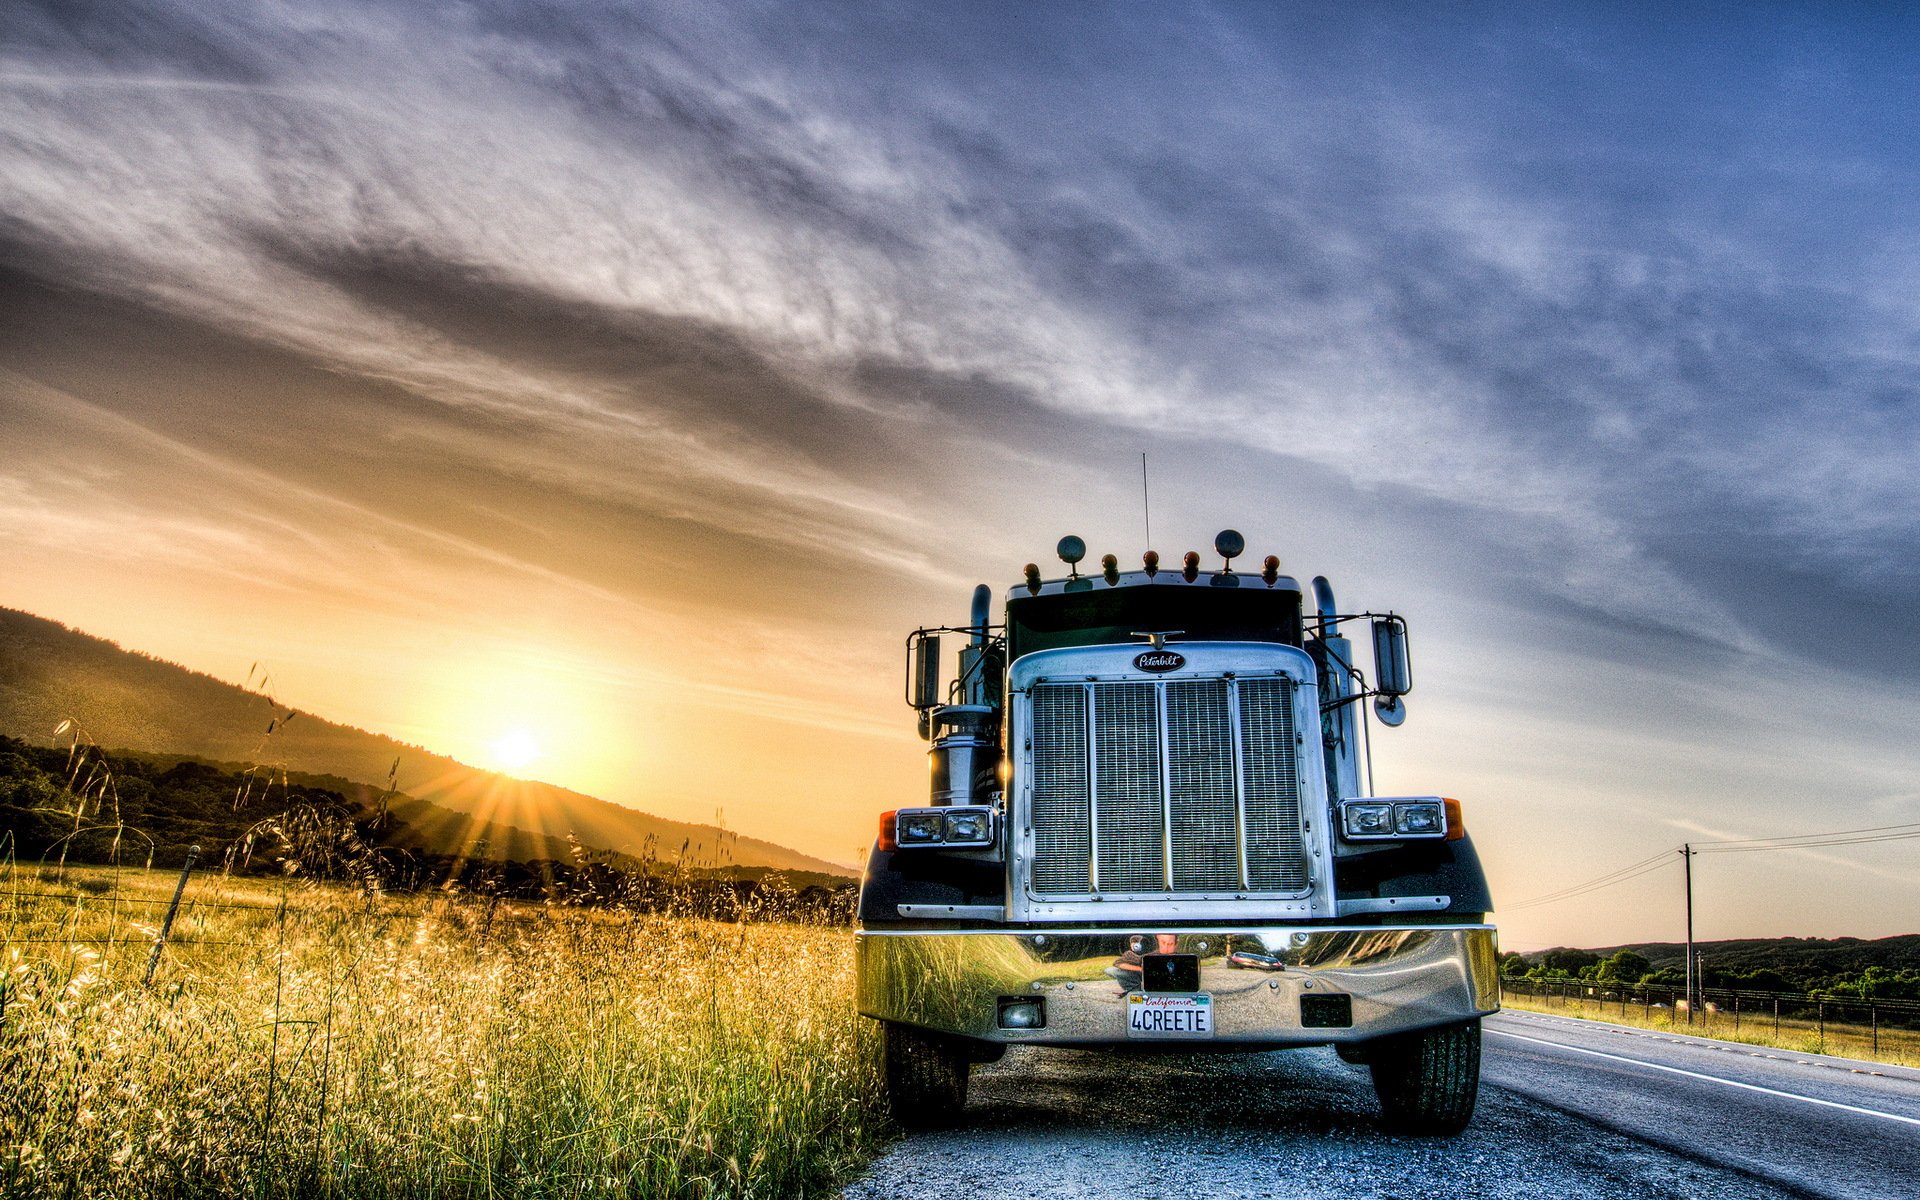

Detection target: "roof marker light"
[1182, 551, 1200, 582]
[1101, 553, 1120, 585]
[1214, 529, 1244, 572]
[1023, 563, 1042, 594]
[1143, 549, 1160, 577]
[1262, 555, 1280, 586]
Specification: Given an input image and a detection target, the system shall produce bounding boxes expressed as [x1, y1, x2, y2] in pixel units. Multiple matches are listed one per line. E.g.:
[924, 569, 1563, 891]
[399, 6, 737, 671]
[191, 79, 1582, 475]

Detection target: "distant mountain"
[0, 737, 857, 923]
[0, 608, 849, 878]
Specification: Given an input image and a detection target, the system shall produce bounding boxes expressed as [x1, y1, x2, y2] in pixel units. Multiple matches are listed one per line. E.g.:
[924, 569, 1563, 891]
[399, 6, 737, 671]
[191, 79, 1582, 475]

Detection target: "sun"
[488, 728, 543, 773]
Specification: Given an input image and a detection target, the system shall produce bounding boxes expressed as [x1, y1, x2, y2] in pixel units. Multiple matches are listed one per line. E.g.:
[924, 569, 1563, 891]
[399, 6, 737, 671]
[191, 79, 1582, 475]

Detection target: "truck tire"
[1334, 1041, 1374, 1065]
[882, 1021, 970, 1128]
[1368, 1019, 1480, 1135]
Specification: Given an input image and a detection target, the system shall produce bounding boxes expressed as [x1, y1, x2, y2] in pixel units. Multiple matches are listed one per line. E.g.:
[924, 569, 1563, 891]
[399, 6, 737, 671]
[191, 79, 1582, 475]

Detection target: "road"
[842, 1009, 1920, 1200]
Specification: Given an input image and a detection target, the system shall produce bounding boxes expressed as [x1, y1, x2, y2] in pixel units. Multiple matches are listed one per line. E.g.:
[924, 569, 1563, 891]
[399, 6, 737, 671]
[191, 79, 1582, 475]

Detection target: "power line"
[1692, 820, 1920, 854]
[1501, 850, 1677, 912]
[1701, 830, 1920, 853]
[1504, 814, 1920, 913]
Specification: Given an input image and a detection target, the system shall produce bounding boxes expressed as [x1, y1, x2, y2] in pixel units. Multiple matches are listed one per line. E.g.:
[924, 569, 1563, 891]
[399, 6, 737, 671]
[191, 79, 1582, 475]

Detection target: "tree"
[1595, 949, 1651, 985]
[1539, 949, 1598, 977]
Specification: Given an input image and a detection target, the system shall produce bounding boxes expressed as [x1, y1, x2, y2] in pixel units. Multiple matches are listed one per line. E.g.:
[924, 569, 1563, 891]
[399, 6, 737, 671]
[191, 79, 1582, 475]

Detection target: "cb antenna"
[1141, 451, 1152, 547]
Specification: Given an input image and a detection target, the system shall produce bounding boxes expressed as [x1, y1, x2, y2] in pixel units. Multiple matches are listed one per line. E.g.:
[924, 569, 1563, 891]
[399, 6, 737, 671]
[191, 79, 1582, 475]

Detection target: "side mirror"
[908, 634, 941, 710]
[1371, 616, 1411, 696]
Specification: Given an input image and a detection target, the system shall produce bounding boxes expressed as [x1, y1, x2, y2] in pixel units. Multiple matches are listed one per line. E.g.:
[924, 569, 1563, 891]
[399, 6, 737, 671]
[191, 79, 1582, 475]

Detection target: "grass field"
[0, 864, 887, 1198]
[1500, 990, 1920, 1068]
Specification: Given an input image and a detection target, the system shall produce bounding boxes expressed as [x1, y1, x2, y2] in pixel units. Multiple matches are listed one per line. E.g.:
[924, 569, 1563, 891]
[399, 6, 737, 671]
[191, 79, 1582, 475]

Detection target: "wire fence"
[1501, 974, 1920, 1063]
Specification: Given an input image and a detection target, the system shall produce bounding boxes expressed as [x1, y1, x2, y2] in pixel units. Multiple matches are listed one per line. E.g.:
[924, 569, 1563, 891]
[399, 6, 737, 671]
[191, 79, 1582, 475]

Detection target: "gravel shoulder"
[842, 1041, 1803, 1200]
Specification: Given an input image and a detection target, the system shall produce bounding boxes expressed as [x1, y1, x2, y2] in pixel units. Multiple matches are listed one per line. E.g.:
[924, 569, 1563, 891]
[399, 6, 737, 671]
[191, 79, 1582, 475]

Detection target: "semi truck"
[855, 531, 1498, 1134]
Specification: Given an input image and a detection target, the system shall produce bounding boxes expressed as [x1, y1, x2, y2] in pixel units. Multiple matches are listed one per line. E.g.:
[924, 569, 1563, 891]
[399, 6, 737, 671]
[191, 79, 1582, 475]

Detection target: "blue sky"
[2, 2, 1917, 948]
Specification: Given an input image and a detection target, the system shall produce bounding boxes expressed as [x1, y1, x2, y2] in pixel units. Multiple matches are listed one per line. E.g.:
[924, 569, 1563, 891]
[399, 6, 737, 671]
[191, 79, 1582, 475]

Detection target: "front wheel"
[881, 1021, 970, 1128]
[1368, 1019, 1481, 1135]
[1334, 1041, 1374, 1065]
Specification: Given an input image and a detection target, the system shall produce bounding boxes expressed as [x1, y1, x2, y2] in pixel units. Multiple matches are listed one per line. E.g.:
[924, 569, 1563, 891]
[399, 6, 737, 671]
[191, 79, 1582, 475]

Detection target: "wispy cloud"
[11, 1, 1914, 654]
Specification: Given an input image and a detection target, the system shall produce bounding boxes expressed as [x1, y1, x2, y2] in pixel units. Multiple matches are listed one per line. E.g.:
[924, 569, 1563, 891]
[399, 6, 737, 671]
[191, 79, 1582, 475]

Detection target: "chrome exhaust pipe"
[1312, 576, 1337, 629]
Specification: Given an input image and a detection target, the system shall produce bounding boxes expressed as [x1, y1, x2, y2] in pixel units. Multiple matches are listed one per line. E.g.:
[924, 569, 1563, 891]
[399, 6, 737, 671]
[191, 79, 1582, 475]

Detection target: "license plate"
[1127, 993, 1213, 1040]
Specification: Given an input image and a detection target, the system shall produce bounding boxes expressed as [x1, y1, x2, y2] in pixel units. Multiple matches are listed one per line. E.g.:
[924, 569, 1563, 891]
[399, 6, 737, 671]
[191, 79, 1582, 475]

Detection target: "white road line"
[1488, 1029, 1920, 1127]
[1500, 1011, 1905, 1078]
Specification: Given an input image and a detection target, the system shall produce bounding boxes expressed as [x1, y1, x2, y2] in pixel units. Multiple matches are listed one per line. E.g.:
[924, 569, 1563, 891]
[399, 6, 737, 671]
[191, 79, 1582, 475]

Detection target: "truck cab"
[855, 532, 1499, 1134]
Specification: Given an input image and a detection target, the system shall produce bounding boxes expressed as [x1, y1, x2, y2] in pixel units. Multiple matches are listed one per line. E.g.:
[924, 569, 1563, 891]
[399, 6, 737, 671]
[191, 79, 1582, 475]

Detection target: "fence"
[1500, 974, 1920, 1063]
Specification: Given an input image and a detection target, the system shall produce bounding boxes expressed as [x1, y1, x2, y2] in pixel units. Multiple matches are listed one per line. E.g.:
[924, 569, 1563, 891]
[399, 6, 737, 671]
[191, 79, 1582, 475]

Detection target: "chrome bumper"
[856, 925, 1499, 1046]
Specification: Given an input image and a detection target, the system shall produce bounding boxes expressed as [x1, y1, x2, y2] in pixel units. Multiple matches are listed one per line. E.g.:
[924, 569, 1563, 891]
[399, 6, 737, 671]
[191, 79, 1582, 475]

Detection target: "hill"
[1591, 935, 1920, 981]
[0, 608, 848, 878]
[1510, 934, 1920, 993]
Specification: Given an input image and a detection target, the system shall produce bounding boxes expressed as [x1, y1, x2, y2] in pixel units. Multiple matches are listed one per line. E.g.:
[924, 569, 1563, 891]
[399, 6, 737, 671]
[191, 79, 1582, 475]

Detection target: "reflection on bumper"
[856, 925, 1499, 1046]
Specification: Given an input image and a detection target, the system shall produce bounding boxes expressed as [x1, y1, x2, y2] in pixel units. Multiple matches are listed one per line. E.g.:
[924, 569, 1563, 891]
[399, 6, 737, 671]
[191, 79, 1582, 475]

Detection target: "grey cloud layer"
[5, 0, 1918, 674]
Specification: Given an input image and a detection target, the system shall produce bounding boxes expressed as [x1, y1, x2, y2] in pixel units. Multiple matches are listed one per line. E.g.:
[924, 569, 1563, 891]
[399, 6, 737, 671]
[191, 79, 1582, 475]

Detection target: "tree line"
[1501, 946, 1920, 1001]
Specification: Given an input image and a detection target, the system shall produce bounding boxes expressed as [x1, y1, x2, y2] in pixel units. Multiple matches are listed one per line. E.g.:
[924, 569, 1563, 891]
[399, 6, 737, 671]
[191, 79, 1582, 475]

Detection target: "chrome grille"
[1238, 677, 1310, 891]
[1028, 675, 1308, 897]
[1093, 683, 1162, 892]
[1166, 680, 1238, 891]
[1029, 686, 1090, 894]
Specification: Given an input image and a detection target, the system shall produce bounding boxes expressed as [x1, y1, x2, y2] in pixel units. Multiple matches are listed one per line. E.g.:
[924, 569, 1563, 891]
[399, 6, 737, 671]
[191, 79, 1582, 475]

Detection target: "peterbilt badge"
[1134, 651, 1186, 673]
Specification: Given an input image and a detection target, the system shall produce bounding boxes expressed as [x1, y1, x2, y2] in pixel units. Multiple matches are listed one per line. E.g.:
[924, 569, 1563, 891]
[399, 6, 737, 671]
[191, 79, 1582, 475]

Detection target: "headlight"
[898, 812, 944, 844]
[1339, 797, 1449, 841]
[1395, 801, 1444, 835]
[944, 810, 989, 844]
[889, 806, 996, 849]
[1342, 802, 1395, 838]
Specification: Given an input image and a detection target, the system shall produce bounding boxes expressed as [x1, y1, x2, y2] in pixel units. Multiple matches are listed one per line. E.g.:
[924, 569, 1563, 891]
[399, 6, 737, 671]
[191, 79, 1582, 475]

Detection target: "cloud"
[6, 0, 1919, 654]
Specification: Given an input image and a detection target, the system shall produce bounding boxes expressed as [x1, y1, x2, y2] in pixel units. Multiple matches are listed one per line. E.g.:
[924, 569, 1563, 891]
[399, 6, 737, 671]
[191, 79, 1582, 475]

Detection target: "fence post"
[1817, 999, 1825, 1048]
[1774, 996, 1780, 1037]
[1733, 993, 1740, 1033]
[143, 844, 199, 986]
[1872, 1002, 1879, 1058]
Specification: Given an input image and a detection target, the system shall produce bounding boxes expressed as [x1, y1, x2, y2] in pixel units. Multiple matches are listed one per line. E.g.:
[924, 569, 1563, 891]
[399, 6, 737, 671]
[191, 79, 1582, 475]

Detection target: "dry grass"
[0, 865, 887, 1198]
[1501, 991, 1920, 1068]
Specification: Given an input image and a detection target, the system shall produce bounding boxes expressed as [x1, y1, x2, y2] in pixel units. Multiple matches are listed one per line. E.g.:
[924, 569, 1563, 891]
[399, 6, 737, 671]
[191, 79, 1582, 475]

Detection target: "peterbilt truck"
[855, 531, 1499, 1134]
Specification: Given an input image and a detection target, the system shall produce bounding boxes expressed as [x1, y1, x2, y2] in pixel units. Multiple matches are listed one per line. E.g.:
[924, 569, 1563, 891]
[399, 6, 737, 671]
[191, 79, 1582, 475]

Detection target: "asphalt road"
[842, 1009, 1920, 1200]
[1483, 1009, 1920, 1199]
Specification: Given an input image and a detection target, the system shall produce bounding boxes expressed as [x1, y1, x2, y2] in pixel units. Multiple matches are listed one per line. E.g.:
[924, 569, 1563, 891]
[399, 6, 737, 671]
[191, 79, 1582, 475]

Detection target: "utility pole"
[1681, 843, 1695, 1025]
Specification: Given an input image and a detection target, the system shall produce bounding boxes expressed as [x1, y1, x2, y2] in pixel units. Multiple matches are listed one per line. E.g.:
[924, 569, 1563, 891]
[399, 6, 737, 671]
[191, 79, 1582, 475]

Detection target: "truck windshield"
[1006, 582, 1303, 657]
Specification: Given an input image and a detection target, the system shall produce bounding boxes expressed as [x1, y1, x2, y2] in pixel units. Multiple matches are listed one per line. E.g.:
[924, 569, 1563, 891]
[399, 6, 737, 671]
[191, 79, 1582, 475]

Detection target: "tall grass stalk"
[0, 870, 886, 1198]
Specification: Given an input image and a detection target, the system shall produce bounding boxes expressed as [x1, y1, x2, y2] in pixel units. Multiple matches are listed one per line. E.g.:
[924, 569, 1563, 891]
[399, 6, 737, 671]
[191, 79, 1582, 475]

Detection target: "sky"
[3, 1, 1918, 950]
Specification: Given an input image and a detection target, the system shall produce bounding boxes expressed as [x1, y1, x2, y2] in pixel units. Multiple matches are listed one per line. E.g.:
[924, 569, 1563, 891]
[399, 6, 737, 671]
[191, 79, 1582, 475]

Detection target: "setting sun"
[487, 728, 543, 773]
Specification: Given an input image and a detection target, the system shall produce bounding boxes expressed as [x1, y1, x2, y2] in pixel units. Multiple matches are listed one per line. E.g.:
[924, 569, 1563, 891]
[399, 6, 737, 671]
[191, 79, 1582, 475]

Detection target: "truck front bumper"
[856, 925, 1499, 1047]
